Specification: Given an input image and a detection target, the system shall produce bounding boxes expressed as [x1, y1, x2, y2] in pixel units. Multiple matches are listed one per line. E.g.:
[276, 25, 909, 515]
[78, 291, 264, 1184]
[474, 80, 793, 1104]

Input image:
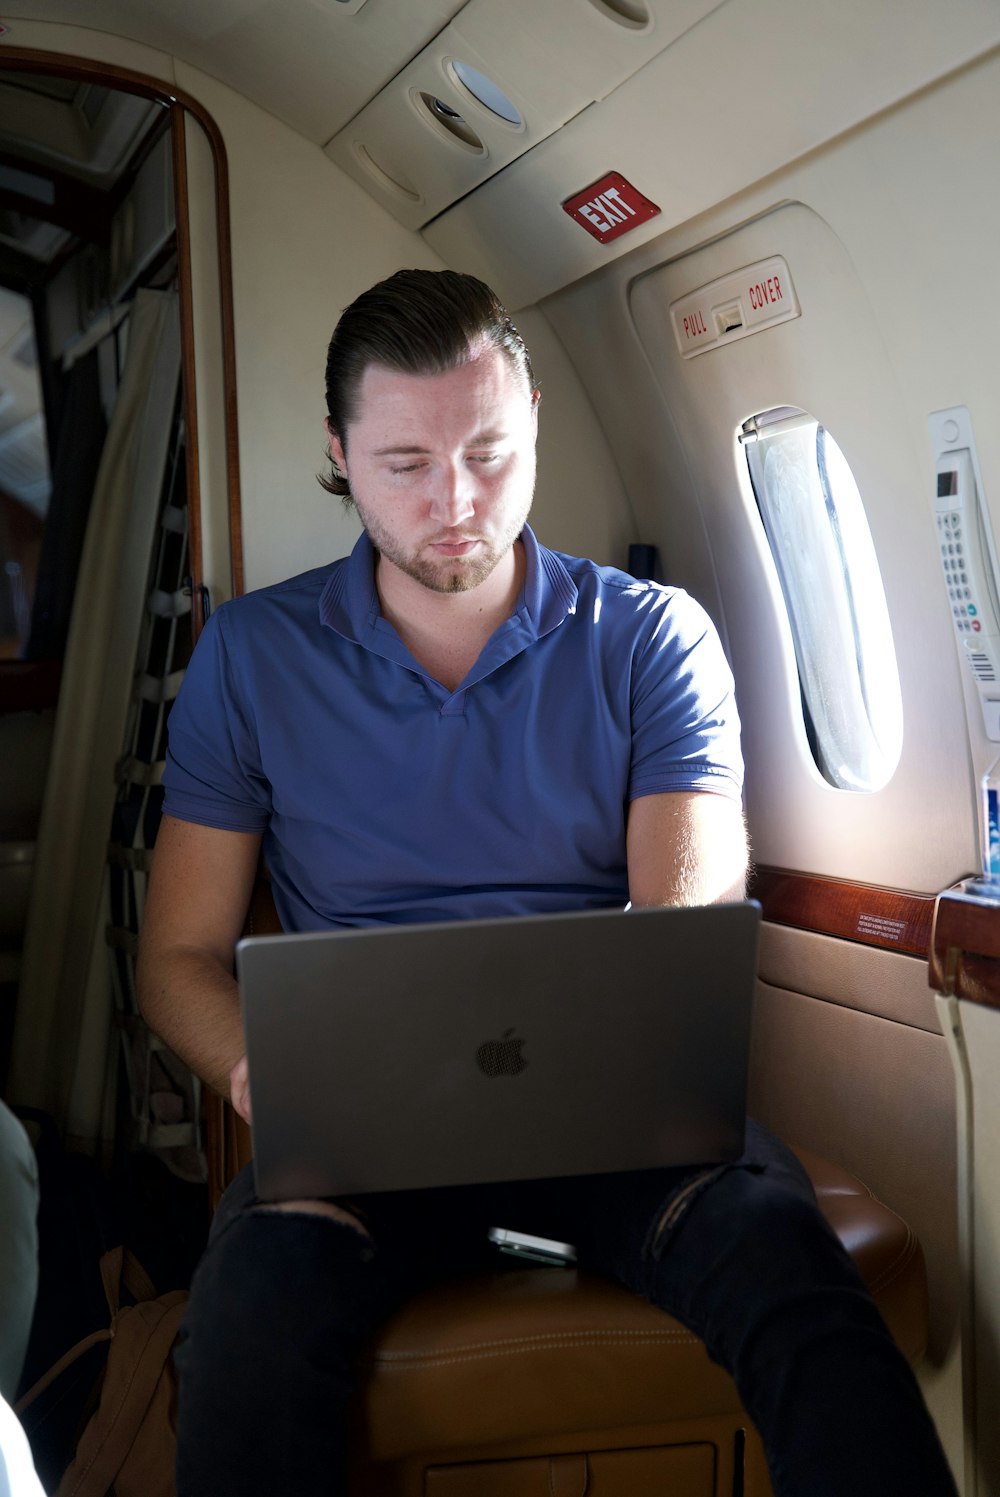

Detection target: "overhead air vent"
[416, 92, 486, 153]
[587, 0, 652, 28]
[353, 144, 421, 204]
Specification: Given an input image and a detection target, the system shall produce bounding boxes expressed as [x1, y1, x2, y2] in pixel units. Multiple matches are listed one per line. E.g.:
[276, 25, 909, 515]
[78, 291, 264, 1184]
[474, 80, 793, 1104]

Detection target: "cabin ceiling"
[3, 0, 732, 232]
[0, 0, 733, 242]
[3, 0, 1000, 307]
[1, 0, 471, 145]
[7, 0, 999, 244]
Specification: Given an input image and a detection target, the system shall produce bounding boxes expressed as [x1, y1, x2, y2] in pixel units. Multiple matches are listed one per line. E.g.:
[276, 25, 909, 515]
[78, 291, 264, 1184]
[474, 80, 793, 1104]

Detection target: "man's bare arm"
[626, 790, 749, 908]
[137, 815, 262, 1109]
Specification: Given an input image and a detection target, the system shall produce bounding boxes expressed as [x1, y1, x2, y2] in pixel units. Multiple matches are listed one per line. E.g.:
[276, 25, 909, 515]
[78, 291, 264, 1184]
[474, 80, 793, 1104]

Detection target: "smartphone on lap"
[488, 1227, 577, 1267]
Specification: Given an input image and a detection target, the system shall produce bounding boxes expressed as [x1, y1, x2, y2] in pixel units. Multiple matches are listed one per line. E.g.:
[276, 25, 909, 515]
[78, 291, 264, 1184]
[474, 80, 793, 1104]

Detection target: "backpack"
[17, 1247, 185, 1497]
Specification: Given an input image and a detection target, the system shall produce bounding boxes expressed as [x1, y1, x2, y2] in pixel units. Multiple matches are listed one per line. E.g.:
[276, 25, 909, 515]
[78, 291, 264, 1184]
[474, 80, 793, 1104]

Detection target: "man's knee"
[256, 1198, 371, 1238]
[651, 1159, 837, 1270]
[184, 1204, 379, 1359]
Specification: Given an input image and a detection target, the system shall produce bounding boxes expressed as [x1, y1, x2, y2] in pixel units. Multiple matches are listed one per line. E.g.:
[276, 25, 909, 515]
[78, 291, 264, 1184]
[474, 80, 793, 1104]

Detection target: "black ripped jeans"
[174, 1121, 957, 1497]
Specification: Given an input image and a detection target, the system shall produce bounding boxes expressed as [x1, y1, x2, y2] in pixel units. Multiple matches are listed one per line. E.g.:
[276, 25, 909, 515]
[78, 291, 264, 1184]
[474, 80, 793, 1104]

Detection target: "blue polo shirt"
[162, 526, 742, 931]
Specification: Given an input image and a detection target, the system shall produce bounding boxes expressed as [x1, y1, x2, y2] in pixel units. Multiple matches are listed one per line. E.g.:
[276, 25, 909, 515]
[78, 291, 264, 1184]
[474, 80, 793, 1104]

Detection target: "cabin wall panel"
[511, 308, 635, 569]
[628, 202, 972, 892]
[758, 924, 941, 1034]
[748, 975, 961, 1465]
[770, 50, 1000, 786]
[542, 54, 1000, 895]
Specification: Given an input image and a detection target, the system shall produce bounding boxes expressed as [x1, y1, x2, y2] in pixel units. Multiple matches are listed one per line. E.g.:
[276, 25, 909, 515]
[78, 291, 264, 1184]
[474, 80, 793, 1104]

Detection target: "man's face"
[326, 344, 538, 595]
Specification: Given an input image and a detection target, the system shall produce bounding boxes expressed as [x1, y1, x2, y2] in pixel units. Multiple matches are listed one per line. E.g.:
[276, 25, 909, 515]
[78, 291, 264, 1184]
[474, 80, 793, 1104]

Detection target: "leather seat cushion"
[357, 1146, 928, 1461]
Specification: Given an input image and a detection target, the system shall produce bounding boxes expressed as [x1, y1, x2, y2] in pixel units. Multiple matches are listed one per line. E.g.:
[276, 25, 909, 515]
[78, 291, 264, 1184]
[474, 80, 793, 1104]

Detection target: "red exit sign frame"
[562, 172, 661, 244]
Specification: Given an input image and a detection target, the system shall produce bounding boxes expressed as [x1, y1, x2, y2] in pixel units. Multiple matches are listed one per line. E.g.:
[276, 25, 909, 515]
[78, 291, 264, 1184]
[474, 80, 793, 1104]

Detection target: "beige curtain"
[9, 289, 181, 1148]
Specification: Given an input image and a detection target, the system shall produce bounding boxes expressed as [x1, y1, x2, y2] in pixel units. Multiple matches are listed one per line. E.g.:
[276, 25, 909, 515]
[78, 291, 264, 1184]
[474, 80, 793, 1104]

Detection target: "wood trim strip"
[0, 46, 246, 602]
[749, 866, 938, 959]
[205, 111, 245, 599]
[170, 104, 205, 639]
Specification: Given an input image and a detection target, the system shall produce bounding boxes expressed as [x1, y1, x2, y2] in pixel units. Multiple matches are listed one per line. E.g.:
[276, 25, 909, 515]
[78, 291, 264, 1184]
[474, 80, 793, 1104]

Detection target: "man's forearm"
[137, 946, 245, 1098]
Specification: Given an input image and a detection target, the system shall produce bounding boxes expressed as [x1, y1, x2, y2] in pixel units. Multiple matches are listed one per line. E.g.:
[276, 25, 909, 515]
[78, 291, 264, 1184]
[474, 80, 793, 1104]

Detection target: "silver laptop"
[237, 901, 760, 1201]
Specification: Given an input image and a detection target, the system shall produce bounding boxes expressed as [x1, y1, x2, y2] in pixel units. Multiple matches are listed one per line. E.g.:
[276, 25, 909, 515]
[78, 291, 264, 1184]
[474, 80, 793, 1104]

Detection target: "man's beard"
[357, 504, 530, 595]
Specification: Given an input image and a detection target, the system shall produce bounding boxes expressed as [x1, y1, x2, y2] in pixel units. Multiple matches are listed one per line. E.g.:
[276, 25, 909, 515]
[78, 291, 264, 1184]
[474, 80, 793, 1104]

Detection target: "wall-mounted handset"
[928, 408, 1000, 741]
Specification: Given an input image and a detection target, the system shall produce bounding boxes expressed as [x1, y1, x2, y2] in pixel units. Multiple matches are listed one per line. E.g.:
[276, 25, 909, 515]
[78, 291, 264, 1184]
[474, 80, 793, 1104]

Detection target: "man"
[138, 269, 957, 1496]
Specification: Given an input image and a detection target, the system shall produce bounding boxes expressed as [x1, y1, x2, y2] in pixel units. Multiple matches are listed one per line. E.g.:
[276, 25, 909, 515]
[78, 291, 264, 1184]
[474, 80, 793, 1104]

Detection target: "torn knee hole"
[255, 1199, 372, 1239]
[653, 1168, 717, 1250]
[650, 1159, 764, 1255]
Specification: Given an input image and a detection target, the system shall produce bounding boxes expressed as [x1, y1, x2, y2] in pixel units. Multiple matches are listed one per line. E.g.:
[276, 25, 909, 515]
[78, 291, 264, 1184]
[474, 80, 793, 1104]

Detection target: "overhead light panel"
[450, 62, 522, 127]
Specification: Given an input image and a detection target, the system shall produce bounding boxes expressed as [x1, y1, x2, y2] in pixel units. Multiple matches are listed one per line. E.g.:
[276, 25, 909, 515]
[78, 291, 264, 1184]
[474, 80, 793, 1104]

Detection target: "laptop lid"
[237, 901, 760, 1201]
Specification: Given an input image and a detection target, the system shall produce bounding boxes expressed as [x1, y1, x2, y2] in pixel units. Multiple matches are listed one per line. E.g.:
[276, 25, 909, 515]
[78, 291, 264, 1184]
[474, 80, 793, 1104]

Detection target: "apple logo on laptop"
[476, 1027, 528, 1078]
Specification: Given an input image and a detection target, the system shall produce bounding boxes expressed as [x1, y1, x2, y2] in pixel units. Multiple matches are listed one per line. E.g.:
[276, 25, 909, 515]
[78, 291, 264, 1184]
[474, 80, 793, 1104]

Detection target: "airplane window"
[742, 407, 903, 791]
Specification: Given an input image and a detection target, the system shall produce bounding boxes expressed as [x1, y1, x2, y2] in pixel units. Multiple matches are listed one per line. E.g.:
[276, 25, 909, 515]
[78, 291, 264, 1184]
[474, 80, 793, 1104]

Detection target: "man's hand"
[229, 1054, 252, 1125]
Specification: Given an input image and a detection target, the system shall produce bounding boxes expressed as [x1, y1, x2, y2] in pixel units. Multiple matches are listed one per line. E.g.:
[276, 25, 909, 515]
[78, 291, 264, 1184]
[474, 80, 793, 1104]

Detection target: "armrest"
[929, 878, 1000, 1009]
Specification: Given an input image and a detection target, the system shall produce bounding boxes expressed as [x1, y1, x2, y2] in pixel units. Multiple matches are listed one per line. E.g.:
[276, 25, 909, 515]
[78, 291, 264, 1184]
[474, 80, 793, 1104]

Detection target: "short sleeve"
[627, 589, 743, 802]
[162, 607, 272, 832]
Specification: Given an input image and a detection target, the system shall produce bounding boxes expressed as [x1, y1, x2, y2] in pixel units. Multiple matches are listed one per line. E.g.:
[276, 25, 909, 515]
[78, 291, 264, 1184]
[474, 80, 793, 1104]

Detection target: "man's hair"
[319, 268, 535, 501]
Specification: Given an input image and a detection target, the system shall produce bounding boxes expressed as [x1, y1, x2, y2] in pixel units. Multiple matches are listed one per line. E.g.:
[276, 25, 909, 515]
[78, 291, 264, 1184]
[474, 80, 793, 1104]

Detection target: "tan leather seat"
[207, 1096, 927, 1497]
[347, 1147, 927, 1495]
[216, 884, 928, 1495]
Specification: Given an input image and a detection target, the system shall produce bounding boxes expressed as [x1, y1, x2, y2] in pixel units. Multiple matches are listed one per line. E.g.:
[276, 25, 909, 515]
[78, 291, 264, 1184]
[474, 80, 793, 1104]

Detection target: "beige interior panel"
[513, 308, 635, 568]
[748, 979, 957, 1356]
[749, 974, 962, 1475]
[757, 925, 944, 1035]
